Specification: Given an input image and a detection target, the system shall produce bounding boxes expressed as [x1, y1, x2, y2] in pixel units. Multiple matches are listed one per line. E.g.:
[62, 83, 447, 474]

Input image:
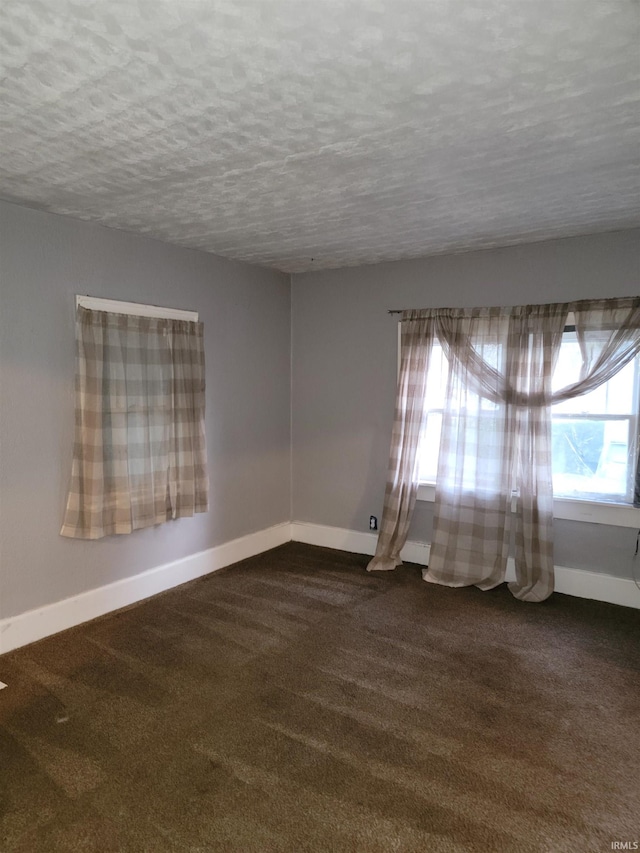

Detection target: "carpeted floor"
[1, 542, 638, 852]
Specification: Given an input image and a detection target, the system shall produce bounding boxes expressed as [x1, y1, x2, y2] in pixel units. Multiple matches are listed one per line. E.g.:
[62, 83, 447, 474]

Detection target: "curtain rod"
[389, 307, 576, 333]
[76, 295, 198, 322]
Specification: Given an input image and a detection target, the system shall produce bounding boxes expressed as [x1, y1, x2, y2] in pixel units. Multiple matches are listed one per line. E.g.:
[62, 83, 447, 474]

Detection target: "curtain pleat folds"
[368, 297, 640, 602]
[366, 316, 435, 572]
[61, 307, 208, 539]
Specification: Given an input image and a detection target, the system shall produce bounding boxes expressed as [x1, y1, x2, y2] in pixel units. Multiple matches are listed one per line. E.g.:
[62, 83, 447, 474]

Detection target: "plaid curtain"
[61, 307, 208, 539]
[371, 297, 640, 602]
[426, 305, 566, 602]
[426, 309, 530, 595]
[366, 314, 436, 572]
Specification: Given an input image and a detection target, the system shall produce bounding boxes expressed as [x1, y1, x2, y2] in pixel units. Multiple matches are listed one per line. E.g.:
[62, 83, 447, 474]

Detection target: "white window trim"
[416, 482, 640, 528]
[76, 295, 198, 322]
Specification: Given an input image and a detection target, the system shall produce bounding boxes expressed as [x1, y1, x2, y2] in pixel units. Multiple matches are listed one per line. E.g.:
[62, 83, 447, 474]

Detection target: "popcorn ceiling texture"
[1, 0, 639, 272]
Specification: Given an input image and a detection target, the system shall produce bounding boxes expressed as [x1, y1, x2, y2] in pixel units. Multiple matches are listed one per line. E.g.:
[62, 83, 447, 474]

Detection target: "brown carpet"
[1, 542, 638, 852]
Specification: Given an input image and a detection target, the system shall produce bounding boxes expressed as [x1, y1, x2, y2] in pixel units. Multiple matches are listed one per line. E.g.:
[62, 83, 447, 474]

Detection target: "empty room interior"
[1, 1, 639, 851]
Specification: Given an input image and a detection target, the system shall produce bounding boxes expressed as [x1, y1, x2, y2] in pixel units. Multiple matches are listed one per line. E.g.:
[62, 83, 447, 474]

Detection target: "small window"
[61, 297, 208, 539]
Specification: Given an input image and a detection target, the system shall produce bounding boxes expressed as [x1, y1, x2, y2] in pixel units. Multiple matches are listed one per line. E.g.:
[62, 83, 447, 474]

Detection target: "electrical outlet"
[369, 515, 378, 531]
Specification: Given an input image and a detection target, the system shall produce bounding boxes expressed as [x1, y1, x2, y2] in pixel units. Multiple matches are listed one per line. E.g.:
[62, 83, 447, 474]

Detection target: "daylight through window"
[416, 331, 640, 505]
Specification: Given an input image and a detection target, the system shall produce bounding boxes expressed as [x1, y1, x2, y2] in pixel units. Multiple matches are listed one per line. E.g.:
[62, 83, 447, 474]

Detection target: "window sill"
[416, 483, 640, 528]
[552, 497, 639, 527]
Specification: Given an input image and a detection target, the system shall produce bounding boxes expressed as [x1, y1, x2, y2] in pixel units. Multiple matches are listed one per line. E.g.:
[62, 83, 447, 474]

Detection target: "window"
[551, 329, 640, 503]
[414, 328, 640, 507]
[61, 296, 208, 539]
[417, 340, 447, 485]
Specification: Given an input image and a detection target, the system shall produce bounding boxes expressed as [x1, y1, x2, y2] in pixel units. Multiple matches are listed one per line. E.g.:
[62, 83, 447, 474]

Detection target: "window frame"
[549, 324, 640, 506]
[76, 294, 198, 322]
[397, 324, 640, 528]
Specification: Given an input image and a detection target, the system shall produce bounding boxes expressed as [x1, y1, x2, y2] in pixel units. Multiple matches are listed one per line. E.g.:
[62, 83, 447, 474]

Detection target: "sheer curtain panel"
[367, 314, 436, 572]
[370, 297, 640, 602]
[427, 304, 566, 601]
[61, 307, 208, 539]
[426, 309, 519, 593]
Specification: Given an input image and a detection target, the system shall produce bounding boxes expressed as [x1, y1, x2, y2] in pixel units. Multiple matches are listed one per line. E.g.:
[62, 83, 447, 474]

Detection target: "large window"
[416, 330, 640, 506]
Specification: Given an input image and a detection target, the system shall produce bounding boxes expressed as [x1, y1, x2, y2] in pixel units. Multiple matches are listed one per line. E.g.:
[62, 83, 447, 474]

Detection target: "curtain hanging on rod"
[368, 296, 640, 602]
[61, 305, 208, 539]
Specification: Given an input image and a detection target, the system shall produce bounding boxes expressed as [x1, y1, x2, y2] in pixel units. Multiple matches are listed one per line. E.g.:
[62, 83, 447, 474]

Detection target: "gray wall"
[0, 201, 291, 619]
[2, 205, 638, 620]
[292, 229, 640, 580]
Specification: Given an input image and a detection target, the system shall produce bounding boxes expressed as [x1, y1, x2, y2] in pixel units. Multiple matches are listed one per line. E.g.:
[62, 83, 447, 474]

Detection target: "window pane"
[551, 331, 638, 502]
[417, 343, 447, 483]
[552, 335, 636, 415]
[552, 418, 631, 500]
[424, 344, 447, 409]
[419, 412, 442, 482]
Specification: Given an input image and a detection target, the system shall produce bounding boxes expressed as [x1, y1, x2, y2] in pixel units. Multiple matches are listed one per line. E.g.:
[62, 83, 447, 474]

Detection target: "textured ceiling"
[1, 1, 639, 273]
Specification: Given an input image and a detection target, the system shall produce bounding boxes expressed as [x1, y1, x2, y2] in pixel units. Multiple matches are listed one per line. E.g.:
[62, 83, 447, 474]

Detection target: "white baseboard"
[289, 521, 432, 565]
[0, 522, 291, 655]
[290, 521, 640, 610]
[2, 518, 637, 655]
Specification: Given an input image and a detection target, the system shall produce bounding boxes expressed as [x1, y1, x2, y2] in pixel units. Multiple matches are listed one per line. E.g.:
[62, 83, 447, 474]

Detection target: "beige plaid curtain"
[370, 297, 640, 602]
[61, 307, 208, 539]
[426, 305, 567, 602]
[366, 314, 436, 572]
